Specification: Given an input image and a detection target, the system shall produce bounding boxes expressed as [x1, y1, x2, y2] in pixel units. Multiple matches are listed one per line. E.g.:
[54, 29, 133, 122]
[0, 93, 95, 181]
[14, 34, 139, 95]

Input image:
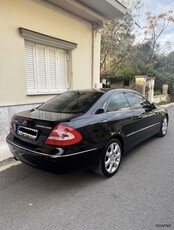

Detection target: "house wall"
[0, 0, 101, 106]
[0, 0, 101, 144]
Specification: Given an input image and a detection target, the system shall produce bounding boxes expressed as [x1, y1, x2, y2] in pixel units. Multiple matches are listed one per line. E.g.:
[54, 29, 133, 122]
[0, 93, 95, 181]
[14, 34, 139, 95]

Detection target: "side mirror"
[151, 103, 157, 109]
[95, 108, 105, 114]
[143, 103, 157, 111]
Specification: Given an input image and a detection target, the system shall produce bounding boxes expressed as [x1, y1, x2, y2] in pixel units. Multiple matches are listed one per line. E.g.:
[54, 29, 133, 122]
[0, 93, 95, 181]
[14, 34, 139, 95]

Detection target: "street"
[0, 107, 174, 230]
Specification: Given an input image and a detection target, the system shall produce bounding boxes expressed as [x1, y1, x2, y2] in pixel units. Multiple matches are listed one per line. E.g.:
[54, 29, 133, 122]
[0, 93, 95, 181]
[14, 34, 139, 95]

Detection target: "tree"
[154, 51, 174, 94]
[127, 10, 174, 78]
[100, 0, 142, 79]
[142, 10, 174, 63]
[100, 2, 174, 94]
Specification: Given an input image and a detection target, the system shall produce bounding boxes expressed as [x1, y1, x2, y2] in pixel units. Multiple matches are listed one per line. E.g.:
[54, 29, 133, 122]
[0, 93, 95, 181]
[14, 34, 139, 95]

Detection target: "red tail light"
[45, 125, 82, 146]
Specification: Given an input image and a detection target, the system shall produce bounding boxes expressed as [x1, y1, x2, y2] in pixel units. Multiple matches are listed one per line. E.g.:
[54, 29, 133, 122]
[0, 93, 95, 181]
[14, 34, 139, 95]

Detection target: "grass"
[156, 101, 168, 105]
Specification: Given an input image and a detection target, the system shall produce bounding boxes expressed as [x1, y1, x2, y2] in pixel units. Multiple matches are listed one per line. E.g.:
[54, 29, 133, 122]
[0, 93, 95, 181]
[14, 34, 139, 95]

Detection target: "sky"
[135, 0, 174, 52]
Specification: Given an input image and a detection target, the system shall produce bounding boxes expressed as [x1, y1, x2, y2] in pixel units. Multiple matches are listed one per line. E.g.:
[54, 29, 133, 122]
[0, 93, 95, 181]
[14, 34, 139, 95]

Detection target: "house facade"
[0, 0, 126, 145]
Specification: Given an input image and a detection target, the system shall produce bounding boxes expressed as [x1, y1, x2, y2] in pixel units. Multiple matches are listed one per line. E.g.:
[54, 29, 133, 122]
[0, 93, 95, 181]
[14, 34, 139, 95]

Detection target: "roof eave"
[41, 0, 126, 27]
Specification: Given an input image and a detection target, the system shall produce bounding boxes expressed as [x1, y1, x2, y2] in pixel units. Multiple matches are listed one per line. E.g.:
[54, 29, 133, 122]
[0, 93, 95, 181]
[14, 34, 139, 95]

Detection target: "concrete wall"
[0, 104, 40, 144]
[110, 79, 135, 89]
[153, 95, 170, 104]
[0, 0, 101, 106]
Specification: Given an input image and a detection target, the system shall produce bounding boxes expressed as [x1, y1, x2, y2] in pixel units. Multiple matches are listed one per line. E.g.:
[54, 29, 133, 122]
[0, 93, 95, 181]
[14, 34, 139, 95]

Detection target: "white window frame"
[19, 28, 77, 95]
[24, 41, 68, 95]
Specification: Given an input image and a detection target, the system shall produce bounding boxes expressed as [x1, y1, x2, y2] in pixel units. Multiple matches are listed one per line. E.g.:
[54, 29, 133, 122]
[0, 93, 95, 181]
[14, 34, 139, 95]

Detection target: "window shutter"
[47, 48, 58, 92]
[25, 42, 37, 93]
[36, 45, 48, 92]
[58, 50, 67, 92]
[24, 41, 67, 94]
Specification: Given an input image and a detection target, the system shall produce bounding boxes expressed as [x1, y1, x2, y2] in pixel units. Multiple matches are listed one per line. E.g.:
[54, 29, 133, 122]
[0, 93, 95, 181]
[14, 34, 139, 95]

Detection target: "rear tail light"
[45, 125, 82, 146]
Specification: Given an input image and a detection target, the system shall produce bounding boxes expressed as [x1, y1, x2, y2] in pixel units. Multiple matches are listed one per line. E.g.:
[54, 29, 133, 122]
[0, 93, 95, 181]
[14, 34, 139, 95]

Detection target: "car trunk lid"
[11, 109, 80, 146]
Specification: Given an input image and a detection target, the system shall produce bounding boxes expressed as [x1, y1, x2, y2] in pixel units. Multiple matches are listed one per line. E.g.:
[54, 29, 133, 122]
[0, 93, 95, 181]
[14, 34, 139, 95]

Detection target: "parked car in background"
[6, 89, 168, 177]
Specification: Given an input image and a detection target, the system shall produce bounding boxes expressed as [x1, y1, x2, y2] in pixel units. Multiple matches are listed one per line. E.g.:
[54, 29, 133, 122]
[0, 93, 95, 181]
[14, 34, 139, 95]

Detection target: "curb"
[0, 157, 20, 172]
[0, 157, 17, 168]
[0, 144, 14, 167]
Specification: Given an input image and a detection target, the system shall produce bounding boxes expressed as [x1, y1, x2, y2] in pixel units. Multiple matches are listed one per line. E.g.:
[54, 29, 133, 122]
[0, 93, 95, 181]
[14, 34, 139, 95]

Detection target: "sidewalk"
[0, 144, 15, 167]
[1, 102, 174, 167]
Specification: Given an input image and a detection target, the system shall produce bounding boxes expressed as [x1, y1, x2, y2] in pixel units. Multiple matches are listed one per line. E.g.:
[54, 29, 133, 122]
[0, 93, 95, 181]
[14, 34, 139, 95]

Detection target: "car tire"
[157, 115, 168, 137]
[93, 139, 122, 177]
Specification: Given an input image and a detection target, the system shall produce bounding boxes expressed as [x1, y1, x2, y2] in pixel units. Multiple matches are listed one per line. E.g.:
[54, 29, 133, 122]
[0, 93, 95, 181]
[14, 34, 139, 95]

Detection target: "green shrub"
[157, 101, 168, 105]
[154, 90, 162, 96]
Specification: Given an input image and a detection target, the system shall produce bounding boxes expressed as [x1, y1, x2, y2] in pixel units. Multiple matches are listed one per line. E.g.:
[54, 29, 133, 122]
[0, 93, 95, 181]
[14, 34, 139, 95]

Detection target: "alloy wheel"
[162, 116, 168, 136]
[104, 142, 121, 174]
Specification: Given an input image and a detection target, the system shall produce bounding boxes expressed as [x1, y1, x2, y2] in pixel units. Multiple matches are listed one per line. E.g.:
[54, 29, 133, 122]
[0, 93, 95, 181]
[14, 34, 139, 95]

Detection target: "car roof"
[71, 88, 136, 93]
[101, 88, 136, 93]
[72, 88, 137, 94]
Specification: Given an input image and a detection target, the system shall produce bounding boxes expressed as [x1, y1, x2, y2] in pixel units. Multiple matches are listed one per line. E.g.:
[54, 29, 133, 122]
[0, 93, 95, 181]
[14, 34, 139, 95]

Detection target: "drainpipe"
[91, 23, 103, 89]
[91, 24, 95, 89]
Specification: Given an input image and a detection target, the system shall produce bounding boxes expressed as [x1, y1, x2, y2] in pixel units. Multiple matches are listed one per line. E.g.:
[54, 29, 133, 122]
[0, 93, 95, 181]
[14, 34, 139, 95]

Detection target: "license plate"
[16, 125, 38, 140]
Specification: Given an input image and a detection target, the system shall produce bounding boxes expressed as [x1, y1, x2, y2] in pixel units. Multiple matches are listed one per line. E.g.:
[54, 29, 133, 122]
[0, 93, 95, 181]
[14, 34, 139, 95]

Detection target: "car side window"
[106, 93, 130, 112]
[125, 93, 150, 109]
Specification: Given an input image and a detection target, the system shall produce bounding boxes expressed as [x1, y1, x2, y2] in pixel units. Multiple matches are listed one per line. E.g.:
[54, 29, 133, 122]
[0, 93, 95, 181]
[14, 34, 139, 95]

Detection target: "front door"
[124, 92, 160, 144]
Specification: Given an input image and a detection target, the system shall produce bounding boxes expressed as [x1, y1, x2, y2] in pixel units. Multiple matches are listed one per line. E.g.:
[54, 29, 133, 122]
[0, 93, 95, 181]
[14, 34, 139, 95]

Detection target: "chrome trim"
[6, 139, 97, 158]
[126, 123, 160, 137]
[56, 148, 98, 157]
[36, 124, 52, 130]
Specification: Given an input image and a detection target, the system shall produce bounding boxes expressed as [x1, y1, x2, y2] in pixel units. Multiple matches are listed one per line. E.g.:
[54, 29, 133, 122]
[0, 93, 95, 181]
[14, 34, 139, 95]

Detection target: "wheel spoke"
[110, 144, 114, 153]
[113, 144, 118, 154]
[106, 150, 112, 157]
[115, 151, 121, 158]
[108, 162, 114, 173]
[115, 157, 120, 164]
[105, 158, 111, 167]
[113, 161, 119, 168]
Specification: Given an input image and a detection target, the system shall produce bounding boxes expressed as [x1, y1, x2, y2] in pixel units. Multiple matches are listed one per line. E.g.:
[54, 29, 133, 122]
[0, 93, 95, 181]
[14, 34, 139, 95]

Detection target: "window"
[125, 93, 150, 109]
[25, 41, 67, 95]
[106, 93, 130, 112]
[38, 91, 104, 114]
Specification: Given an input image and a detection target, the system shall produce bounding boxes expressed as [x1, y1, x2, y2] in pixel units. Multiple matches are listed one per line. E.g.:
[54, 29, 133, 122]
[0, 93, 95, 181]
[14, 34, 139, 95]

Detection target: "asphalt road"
[0, 108, 174, 230]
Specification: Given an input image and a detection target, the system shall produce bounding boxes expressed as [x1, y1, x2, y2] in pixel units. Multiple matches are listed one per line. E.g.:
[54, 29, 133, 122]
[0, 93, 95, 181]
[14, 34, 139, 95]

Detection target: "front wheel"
[157, 115, 168, 137]
[93, 139, 122, 177]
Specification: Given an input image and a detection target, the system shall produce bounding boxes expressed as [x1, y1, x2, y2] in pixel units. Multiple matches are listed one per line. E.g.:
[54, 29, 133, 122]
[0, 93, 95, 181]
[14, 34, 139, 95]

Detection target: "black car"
[6, 89, 168, 177]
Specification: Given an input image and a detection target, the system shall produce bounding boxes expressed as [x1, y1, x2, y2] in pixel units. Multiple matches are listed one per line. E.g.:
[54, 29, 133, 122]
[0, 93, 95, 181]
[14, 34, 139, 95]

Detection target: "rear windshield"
[37, 91, 104, 113]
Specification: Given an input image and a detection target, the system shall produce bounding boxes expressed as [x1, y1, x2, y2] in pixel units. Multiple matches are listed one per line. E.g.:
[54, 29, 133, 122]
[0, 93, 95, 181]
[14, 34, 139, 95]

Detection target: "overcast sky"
[135, 0, 174, 52]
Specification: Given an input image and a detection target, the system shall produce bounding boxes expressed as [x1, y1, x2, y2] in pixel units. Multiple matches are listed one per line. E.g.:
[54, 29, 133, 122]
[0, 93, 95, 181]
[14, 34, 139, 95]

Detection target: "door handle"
[101, 120, 109, 123]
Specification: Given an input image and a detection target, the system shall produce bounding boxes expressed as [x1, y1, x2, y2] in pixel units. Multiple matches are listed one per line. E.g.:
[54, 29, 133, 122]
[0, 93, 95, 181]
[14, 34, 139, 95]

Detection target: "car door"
[124, 92, 161, 144]
[103, 92, 137, 151]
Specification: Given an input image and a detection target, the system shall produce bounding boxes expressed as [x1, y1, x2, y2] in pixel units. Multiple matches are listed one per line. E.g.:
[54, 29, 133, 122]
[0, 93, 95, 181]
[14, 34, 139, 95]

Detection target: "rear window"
[37, 91, 104, 113]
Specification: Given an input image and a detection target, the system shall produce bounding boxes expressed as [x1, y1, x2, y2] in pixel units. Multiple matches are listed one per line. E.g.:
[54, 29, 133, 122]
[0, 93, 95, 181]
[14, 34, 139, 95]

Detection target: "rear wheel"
[93, 139, 122, 177]
[157, 115, 168, 137]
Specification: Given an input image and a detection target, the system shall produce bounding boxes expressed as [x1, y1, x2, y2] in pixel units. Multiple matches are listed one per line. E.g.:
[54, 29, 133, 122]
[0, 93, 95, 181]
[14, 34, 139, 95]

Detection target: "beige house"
[0, 0, 125, 144]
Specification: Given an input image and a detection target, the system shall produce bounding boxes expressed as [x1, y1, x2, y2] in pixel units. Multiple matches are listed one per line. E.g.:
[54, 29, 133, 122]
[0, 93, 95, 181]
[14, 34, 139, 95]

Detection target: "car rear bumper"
[6, 138, 100, 172]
